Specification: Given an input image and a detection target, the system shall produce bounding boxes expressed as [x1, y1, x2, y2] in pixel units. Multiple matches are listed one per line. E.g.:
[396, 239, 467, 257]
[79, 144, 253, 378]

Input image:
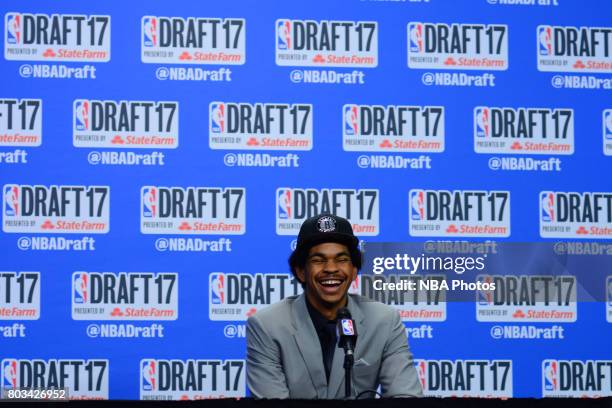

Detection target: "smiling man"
[246, 214, 422, 399]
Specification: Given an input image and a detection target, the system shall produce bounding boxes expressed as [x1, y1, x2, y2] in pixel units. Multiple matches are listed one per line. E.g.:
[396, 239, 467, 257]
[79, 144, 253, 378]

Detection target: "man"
[246, 214, 423, 399]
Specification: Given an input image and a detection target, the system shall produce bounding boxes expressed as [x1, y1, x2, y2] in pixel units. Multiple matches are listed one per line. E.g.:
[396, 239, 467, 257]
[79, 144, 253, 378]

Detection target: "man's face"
[296, 242, 358, 310]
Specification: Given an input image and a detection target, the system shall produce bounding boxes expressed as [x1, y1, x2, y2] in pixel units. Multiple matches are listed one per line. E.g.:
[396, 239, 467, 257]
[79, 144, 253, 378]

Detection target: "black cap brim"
[297, 232, 358, 253]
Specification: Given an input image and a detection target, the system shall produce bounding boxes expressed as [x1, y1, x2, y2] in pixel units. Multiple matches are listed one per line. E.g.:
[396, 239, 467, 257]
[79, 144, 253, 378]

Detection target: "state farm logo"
[0, 99, 42, 147]
[416, 359, 512, 397]
[141, 186, 246, 235]
[358, 275, 446, 321]
[209, 272, 302, 320]
[342, 104, 444, 152]
[474, 107, 574, 155]
[604, 109, 612, 156]
[409, 189, 510, 237]
[141, 16, 245, 65]
[209, 102, 312, 150]
[72, 272, 178, 320]
[538, 25, 612, 73]
[542, 360, 612, 397]
[3, 184, 110, 233]
[1, 359, 109, 399]
[476, 275, 576, 322]
[73, 100, 178, 148]
[540, 191, 612, 239]
[275, 19, 377, 67]
[408, 22, 508, 70]
[0, 272, 40, 320]
[140, 359, 245, 399]
[4, 13, 110, 62]
[276, 188, 379, 236]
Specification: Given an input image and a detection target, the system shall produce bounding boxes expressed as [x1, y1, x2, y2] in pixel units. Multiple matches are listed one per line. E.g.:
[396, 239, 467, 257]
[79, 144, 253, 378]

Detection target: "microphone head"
[336, 308, 357, 338]
[336, 307, 351, 320]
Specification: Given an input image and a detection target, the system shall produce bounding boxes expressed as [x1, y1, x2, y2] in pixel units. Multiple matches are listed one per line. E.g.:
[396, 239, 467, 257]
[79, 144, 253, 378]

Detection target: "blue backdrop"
[1, 0, 611, 400]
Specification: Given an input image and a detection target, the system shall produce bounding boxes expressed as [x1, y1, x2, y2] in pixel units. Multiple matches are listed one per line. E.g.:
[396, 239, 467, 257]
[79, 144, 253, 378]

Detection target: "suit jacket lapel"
[328, 295, 366, 398]
[292, 294, 327, 398]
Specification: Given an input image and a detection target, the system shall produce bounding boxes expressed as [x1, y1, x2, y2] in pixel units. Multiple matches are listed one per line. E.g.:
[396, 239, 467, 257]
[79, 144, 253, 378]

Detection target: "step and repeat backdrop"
[1, 0, 612, 400]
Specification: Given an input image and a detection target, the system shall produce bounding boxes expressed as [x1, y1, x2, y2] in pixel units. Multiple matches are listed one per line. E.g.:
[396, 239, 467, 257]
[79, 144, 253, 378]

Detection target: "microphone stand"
[344, 351, 354, 398]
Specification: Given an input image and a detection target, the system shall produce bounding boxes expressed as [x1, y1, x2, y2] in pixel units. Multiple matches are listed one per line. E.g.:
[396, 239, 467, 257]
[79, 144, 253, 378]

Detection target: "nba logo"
[477, 276, 493, 305]
[277, 189, 292, 219]
[538, 26, 552, 56]
[410, 190, 425, 221]
[143, 17, 157, 47]
[277, 20, 291, 50]
[73, 273, 88, 304]
[210, 103, 225, 133]
[543, 360, 558, 391]
[341, 319, 355, 335]
[416, 360, 427, 390]
[604, 110, 612, 140]
[6, 13, 21, 44]
[2, 360, 17, 388]
[540, 192, 555, 222]
[210, 273, 225, 305]
[4, 185, 19, 216]
[344, 105, 359, 136]
[142, 187, 157, 218]
[141, 360, 157, 391]
[350, 276, 360, 292]
[408, 23, 423, 53]
[475, 108, 490, 138]
[75, 100, 90, 131]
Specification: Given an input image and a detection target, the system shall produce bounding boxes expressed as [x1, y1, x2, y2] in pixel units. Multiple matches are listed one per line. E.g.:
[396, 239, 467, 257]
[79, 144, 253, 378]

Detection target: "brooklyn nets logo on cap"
[317, 216, 336, 232]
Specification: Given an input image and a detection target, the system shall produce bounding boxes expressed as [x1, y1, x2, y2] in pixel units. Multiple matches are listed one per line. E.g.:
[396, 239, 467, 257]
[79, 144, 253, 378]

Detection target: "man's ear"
[295, 267, 305, 284]
[350, 266, 358, 283]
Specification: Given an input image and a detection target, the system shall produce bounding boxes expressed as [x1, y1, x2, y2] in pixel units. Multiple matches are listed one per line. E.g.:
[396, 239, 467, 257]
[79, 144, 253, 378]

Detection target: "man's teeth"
[320, 280, 342, 286]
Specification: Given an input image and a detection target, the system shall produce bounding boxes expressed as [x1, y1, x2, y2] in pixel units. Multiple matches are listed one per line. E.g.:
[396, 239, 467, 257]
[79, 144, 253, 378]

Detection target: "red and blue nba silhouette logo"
[142, 187, 157, 218]
[409, 23, 423, 53]
[604, 110, 612, 140]
[350, 276, 360, 292]
[6, 13, 21, 45]
[410, 190, 425, 221]
[4, 185, 19, 216]
[2, 360, 17, 388]
[74, 273, 88, 304]
[141, 360, 157, 391]
[344, 105, 359, 136]
[210, 273, 225, 304]
[475, 108, 490, 138]
[477, 276, 494, 305]
[540, 192, 555, 222]
[543, 360, 558, 391]
[341, 319, 355, 336]
[538, 26, 552, 56]
[210, 103, 225, 133]
[277, 189, 292, 219]
[416, 360, 427, 390]
[143, 17, 157, 47]
[75, 100, 90, 131]
[277, 20, 291, 50]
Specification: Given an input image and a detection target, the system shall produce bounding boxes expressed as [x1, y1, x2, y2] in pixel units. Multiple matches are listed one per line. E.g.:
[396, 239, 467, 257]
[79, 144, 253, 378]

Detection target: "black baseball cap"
[289, 214, 362, 279]
[295, 213, 359, 252]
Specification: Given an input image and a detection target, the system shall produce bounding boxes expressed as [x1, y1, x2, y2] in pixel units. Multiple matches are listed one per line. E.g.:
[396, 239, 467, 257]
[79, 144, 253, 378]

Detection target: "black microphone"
[336, 307, 358, 398]
[336, 308, 358, 354]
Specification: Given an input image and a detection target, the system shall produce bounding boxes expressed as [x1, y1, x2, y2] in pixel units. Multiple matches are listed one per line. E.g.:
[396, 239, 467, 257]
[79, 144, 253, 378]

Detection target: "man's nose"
[323, 259, 341, 272]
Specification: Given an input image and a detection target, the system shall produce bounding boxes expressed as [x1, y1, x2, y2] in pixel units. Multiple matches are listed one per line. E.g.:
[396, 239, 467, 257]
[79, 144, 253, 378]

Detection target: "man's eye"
[310, 259, 326, 265]
[337, 258, 350, 263]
